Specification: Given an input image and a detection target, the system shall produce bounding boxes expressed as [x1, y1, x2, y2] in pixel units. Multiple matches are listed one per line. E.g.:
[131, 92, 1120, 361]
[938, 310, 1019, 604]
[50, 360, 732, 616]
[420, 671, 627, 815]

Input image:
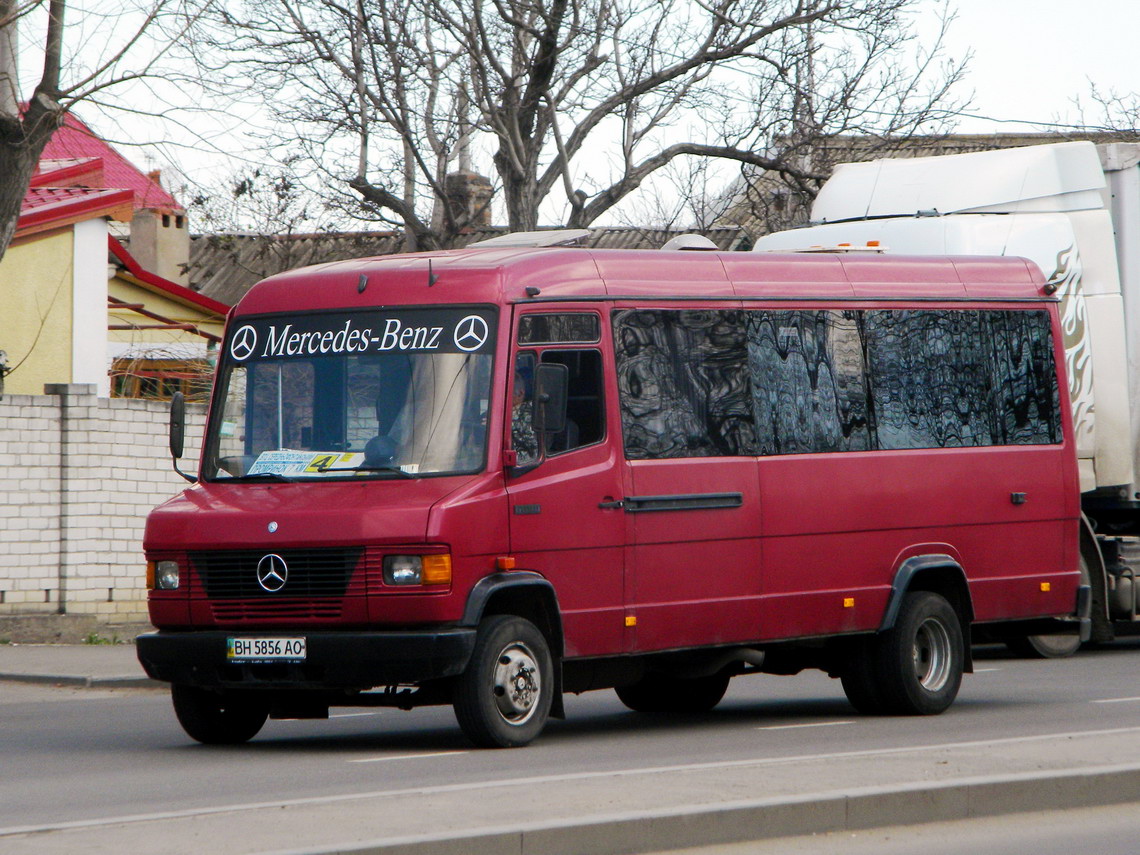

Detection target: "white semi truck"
[754, 140, 1140, 655]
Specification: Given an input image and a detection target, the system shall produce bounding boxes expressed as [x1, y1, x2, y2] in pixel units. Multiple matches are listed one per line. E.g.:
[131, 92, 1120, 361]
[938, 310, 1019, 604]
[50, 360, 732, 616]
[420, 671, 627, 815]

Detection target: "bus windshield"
[204, 307, 496, 480]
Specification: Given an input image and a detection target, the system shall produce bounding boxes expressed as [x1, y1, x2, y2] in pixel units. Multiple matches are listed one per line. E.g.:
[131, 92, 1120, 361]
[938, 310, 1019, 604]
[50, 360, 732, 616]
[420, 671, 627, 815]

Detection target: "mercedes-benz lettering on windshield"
[227, 309, 494, 361]
[206, 307, 496, 481]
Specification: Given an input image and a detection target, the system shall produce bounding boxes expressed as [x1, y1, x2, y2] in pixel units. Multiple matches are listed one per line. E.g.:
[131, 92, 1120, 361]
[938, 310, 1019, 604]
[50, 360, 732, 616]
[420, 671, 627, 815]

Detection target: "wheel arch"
[882, 555, 974, 628]
[881, 554, 974, 673]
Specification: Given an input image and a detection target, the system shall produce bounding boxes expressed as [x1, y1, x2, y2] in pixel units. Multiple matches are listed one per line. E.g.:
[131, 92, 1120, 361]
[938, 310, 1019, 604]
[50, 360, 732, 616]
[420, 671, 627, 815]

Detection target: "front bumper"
[136, 628, 476, 691]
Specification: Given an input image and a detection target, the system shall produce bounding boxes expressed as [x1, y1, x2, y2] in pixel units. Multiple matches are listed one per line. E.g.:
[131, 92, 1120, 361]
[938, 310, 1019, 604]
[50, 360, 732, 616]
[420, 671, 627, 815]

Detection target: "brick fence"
[0, 384, 206, 622]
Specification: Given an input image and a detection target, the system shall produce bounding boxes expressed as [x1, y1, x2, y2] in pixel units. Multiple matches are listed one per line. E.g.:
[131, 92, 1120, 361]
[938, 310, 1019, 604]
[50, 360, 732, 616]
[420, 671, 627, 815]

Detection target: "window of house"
[111, 358, 213, 402]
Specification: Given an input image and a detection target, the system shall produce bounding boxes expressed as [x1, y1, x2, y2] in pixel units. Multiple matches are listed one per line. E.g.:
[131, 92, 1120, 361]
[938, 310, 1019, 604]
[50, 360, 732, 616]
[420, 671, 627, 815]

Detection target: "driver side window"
[511, 353, 539, 466]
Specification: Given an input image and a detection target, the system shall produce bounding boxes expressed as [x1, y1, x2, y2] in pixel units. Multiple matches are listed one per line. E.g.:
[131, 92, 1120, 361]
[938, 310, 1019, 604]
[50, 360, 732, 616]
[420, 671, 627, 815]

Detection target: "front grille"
[210, 599, 344, 622]
[191, 548, 362, 600]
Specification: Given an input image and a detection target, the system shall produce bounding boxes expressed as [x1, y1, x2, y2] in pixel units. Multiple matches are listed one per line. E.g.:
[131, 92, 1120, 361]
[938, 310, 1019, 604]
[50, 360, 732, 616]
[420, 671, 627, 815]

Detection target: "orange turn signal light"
[422, 554, 452, 585]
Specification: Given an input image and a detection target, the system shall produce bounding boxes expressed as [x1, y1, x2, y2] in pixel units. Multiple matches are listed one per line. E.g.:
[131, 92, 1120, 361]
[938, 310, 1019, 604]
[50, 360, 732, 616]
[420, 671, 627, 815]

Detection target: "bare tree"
[0, 0, 210, 262]
[1072, 85, 1140, 137]
[187, 0, 968, 248]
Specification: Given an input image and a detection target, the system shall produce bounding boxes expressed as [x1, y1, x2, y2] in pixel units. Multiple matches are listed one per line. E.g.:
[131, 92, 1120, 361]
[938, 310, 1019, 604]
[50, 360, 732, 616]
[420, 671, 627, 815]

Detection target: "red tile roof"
[110, 237, 228, 317]
[17, 185, 135, 237]
[31, 157, 106, 189]
[40, 113, 183, 213]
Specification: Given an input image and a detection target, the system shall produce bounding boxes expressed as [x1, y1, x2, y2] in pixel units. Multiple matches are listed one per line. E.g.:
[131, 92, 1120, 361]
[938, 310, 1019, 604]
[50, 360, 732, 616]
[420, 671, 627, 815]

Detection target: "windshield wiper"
[227, 472, 296, 482]
[352, 465, 415, 478]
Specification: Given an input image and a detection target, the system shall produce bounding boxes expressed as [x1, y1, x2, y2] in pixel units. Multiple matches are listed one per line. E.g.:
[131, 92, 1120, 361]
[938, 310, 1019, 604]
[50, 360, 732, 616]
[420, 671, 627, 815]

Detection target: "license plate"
[227, 637, 307, 662]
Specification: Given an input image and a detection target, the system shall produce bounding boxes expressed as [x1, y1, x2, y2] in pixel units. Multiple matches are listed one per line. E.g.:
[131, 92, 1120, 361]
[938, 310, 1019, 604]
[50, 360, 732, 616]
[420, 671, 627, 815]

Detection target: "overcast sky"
[930, 0, 1140, 131]
[73, 0, 1140, 222]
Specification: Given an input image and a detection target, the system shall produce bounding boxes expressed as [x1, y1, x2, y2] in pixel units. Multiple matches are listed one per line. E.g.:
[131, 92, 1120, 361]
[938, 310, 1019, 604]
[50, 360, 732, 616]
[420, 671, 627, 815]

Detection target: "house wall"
[0, 385, 206, 622]
[107, 273, 225, 362]
[1, 229, 75, 395]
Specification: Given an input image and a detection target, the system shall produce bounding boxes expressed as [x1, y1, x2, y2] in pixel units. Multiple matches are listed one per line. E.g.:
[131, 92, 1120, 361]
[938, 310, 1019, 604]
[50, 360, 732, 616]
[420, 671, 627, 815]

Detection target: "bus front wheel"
[171, 684, 268, 744]
[453, 615, 553, 748]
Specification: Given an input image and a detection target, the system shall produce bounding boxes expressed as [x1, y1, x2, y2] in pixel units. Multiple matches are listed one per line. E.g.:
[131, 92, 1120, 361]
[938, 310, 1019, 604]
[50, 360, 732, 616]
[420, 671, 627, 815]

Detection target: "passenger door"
[612, 305, 763, 653]
[504, 309, 628, 658]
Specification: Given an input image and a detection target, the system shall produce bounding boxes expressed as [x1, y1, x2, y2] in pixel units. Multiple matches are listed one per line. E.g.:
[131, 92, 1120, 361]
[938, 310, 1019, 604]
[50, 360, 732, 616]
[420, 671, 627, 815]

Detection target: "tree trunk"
[0, 102, 62, 261]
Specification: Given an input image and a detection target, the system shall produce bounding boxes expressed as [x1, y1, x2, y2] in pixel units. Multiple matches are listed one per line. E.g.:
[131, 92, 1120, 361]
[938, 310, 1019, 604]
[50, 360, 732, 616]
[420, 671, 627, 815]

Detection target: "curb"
[263, 763, 1140, 855]
[0, 673, 164, 689]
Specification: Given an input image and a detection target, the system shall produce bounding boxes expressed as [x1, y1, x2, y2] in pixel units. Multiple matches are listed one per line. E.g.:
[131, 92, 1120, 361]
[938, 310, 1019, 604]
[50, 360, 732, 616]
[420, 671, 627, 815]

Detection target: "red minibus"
[137, 242, 1088, 747]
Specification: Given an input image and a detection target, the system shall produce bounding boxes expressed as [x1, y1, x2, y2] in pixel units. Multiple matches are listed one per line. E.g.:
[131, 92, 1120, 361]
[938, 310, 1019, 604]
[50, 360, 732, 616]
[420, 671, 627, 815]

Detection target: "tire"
[874, 591, 964, 715]
[615, 672, 730, 714]
[171, 684, 268, 745]
[1005, 631, 1081, 659]
[839, 637, 889, 715]
[1006, 552, 1091, 659]
[453, 615, 554, 748]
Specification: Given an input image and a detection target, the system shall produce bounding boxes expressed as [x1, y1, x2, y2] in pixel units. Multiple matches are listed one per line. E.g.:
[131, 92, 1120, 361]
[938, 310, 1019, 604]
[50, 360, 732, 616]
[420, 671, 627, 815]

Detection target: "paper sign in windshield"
[248, 450, 364, 475]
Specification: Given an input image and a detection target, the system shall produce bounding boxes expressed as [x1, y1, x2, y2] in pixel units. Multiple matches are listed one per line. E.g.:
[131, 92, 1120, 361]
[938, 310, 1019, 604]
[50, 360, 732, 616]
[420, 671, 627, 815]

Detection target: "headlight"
[384, 555, 422, 585]
[383, 554, 452, 586]
[154, 560, 180, 590]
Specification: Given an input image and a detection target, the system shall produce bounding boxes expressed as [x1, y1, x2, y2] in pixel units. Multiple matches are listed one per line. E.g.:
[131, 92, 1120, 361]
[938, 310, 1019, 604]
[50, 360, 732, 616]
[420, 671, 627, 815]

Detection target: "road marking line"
[974, 668, 1002, 673]
[330, 711, 383, 718]
[756, 721, 854, 731]
[10, 725, 1140, 837]
[1092, 696, 1140, 704]
[349, 751, 468, 763]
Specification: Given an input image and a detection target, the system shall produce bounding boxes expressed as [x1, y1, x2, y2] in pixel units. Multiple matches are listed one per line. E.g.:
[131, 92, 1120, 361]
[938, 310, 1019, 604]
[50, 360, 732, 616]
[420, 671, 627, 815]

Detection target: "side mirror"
[535, 362, 568, 435]
[170, 391, 186, 460]
[169, 392, 197, 483]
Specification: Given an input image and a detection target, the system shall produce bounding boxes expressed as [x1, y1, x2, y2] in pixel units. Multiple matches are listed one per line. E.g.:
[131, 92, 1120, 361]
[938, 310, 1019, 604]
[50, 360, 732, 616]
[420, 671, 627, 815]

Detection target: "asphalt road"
[5, 640, 1140, 853]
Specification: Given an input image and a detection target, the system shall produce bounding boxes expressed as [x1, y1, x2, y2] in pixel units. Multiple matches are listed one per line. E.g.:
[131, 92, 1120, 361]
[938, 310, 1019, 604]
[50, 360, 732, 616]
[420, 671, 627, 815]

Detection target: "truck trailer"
[754, 140, 1140, 655]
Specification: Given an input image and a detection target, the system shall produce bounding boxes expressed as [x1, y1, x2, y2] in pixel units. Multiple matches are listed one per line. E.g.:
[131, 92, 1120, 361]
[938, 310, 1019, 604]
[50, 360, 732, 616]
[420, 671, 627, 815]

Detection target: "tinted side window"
[614, 310, 756, 459]
[987, 310, 1062, 445]
[613, 307, 1061, 460]
[519, 313, 600, 344]
[746, 311, 871, 455]
[864, 310, 995, 449]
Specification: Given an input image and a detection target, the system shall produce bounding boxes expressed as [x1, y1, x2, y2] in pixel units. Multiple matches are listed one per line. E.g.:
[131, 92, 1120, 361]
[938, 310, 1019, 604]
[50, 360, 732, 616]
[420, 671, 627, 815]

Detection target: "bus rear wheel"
[615, 672, 731, 713]
[876, 591, 964, 715]
[843, 591, 964, 716]
[840, 637, 888, 714]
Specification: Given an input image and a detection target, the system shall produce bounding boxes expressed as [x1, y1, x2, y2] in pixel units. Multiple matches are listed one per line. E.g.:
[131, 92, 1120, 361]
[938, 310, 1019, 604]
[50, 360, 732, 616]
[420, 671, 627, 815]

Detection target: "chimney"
[130, 208, 191, 286]
[445, 170, 494, 228]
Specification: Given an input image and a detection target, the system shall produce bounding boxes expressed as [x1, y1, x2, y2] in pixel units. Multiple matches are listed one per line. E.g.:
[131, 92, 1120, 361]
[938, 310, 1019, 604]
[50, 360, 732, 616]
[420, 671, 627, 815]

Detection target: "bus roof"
[234, 246, 1048, 315]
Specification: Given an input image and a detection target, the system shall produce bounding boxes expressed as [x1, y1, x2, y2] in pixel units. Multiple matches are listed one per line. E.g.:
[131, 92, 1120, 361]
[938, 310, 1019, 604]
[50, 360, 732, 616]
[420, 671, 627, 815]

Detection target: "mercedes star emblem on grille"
[256, 553, 289, 592]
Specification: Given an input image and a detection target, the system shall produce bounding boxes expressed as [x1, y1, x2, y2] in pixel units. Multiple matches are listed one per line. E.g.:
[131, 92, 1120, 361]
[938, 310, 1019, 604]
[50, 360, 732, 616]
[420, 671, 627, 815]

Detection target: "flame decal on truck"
[1048, 244, 1095, 454]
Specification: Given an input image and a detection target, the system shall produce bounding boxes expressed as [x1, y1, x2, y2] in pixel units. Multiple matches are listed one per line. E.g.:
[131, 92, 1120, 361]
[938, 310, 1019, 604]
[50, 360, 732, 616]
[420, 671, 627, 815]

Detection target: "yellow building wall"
[0, 230, 75, 395]
[108, 275, 226, 347]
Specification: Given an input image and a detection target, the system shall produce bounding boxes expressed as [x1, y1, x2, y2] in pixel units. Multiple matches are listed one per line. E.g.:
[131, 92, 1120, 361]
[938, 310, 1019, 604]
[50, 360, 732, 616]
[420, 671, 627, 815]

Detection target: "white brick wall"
[0, 385, 206, 621]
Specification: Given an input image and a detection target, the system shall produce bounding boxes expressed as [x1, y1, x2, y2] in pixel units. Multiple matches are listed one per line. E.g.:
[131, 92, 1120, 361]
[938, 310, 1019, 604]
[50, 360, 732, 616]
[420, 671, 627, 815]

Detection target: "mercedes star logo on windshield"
[454, 315, 489, 352]
[230, 325, 258, 361]
[256, 554, 288, 592]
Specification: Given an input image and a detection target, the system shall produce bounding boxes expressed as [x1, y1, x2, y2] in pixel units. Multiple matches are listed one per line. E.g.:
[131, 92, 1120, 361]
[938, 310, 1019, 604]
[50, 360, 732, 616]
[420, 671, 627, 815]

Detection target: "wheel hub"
[493, 642, 541, 725]
[912, 616, 952, 691]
